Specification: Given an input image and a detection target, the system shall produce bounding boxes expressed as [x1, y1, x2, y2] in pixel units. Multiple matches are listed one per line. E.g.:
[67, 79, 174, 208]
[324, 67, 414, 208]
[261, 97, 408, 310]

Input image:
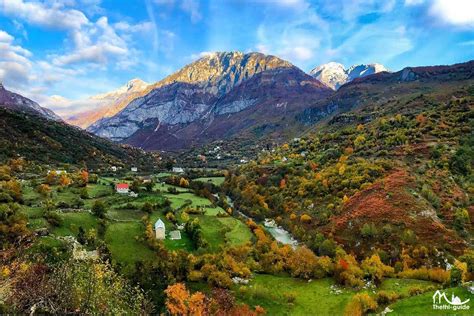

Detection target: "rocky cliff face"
[310, 62, 388, 90]
[0, 83, 61, 121]
[88, 52, 332, 150]
[64, 79, 150, 128]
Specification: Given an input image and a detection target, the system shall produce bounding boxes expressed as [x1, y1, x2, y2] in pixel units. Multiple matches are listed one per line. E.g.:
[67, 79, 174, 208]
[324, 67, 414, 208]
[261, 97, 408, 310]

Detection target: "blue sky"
[0, 0, 473, 113]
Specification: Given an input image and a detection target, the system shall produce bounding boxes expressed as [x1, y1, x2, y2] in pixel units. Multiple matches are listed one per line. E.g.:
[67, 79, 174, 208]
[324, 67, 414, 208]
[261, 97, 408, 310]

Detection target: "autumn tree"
[287, 246, 319, 279]
[165, 283, 207, 316]
[59, 174, 72, 187]
[37, 184, 51, 197]
[361, 254, 394, 284]
[46, 170, 57, 185]
[179, 177, 189, 188]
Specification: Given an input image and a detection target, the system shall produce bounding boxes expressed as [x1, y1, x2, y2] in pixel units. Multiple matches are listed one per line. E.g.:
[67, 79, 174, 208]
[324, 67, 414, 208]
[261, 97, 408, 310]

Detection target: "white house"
[172, 167, 184, 173]
[48, 170, 67, 175]
[115, 183, 129, 194]
[131, 167, 138, 172]
[154, 219, 165, 240]
[111, 166, 117, 172]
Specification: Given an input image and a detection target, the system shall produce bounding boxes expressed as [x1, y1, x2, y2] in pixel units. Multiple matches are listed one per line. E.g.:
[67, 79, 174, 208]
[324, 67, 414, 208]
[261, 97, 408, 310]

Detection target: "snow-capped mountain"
[310, 62, 388, 90]
[62, 79, 150, 128]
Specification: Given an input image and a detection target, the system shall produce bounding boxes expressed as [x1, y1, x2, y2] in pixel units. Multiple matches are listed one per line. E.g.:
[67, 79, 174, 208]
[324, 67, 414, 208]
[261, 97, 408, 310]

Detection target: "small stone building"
[154, 219, 165, 240]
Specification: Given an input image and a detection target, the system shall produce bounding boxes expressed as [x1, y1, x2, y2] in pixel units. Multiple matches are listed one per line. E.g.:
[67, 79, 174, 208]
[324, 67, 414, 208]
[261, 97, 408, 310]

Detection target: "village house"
[115, 183, 129, 194]
[154, 219, 165, 239]
[48, 170, 67, 175]
[172, 167, 184, 173]
[131, 167, 138, 172]
[111, 166, 117, 172]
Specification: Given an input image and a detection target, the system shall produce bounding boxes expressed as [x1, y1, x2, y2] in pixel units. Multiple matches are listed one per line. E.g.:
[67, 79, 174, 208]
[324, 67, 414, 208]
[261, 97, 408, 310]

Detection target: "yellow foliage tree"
[300, 214, 312, 223]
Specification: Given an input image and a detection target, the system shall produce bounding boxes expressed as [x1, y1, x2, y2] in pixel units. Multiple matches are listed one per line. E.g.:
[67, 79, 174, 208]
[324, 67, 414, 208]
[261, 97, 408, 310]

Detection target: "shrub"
[360, 223, 378, 239]
[375, 291, 399, 305]
[344, 293, 378, 316]
[408, 286, 424, 296]
[283, 292, 296, 304]
[43, 211, 61, 227]
[300, 214, 312, 223]
[398, 267, 449, 284]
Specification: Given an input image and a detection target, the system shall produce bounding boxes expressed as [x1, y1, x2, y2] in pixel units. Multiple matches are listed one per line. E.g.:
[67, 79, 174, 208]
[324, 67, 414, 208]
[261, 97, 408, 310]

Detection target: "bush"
[398, 267, 449, 284]
[408, 286, 424, 296]
[360, 223, 378, 239]
[92, 201, 106, 218]
[344, 293, 378, 316]
[375, 291, 399, 305]
[283, 292, 296, 304]
[43, 211, 62, 227]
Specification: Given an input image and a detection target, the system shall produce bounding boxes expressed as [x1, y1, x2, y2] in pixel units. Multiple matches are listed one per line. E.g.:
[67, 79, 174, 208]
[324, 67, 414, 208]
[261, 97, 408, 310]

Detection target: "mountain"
[0, 83, 61, 121]
[309, 62, 387, 90]
[89, 52, 332, 151]
[225, 60, 474, 258]
[63, 79, 149, 128]
[0, 90, 157, 168]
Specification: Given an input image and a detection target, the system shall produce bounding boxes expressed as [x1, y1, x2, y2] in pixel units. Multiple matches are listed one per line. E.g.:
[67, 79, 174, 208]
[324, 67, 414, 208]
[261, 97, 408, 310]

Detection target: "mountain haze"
[63, 78, 149, 128]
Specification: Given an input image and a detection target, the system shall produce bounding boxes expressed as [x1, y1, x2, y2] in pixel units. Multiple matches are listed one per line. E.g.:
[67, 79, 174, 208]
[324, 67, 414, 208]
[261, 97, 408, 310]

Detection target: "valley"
[0, 50, 473, 316]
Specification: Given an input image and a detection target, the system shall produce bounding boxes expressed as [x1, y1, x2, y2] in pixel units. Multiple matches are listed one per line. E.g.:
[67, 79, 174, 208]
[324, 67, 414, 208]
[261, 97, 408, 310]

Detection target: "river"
[227, 196, 298, 247]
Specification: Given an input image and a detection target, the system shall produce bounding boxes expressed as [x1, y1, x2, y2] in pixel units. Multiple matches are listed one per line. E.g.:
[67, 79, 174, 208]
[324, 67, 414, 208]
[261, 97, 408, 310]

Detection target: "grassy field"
[53, 212, 97, 237]
[389, 286, 473, 315]
[217, 217, 253, 246]
[105, 221, 154, 267]
[193, 177, 225, 186]
[21, 175, 251, 263]
[235, 275, 439, 316]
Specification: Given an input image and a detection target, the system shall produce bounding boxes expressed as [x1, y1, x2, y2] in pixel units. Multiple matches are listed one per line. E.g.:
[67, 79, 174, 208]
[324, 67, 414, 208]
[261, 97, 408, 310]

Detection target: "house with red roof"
[115, 183, 129, 194]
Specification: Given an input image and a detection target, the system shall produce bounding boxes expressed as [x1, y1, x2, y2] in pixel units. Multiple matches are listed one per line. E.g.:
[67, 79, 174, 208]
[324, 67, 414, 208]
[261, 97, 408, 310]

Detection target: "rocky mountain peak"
[310, 62, 388, 90]
[126, 78, 148, 91]
[153, 51, 294, 95]
[0, 82, 4, 90]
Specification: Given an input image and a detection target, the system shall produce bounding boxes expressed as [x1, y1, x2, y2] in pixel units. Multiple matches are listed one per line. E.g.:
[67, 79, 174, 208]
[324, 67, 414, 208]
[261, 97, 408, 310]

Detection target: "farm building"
[155, 219, 165, 239]
[115, 183, 129, 194]
[172, 167, 184, 173]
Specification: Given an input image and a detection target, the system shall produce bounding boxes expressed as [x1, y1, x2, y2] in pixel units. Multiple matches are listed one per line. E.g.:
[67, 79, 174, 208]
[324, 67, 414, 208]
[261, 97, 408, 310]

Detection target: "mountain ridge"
[63, 78, 150, 128]
[0, 83, 62, 121]
[88, 52, 332, 150]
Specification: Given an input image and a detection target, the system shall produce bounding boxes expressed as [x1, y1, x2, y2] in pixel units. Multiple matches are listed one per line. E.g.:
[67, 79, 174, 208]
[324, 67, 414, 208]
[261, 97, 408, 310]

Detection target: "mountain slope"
[0, 83, 61, 121]
[89, 52, 332, 151]
[63, 79, 149, 128]
[0, 107, 156, 169]
[310, 62, 387, 90]
[225, 60, 474, 258]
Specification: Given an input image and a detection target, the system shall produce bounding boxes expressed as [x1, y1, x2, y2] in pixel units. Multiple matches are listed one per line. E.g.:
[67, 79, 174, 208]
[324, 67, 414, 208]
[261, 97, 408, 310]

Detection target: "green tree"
[92, 200, 106, 218]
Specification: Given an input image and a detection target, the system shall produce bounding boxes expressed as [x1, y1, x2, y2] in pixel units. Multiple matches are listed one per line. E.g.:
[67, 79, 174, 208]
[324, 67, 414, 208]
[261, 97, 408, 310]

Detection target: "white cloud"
[429, 0, 474, 27]
[0, 30, 14, 43]
[255, 11, 328, 65]
[180, 0, 202, 23]
[51, 16, 131, 67]
[329, 23, 413, 65]
[1, 0, 89, 30]
[404, 0, 424, 5]
[0, 30, 33, 88]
